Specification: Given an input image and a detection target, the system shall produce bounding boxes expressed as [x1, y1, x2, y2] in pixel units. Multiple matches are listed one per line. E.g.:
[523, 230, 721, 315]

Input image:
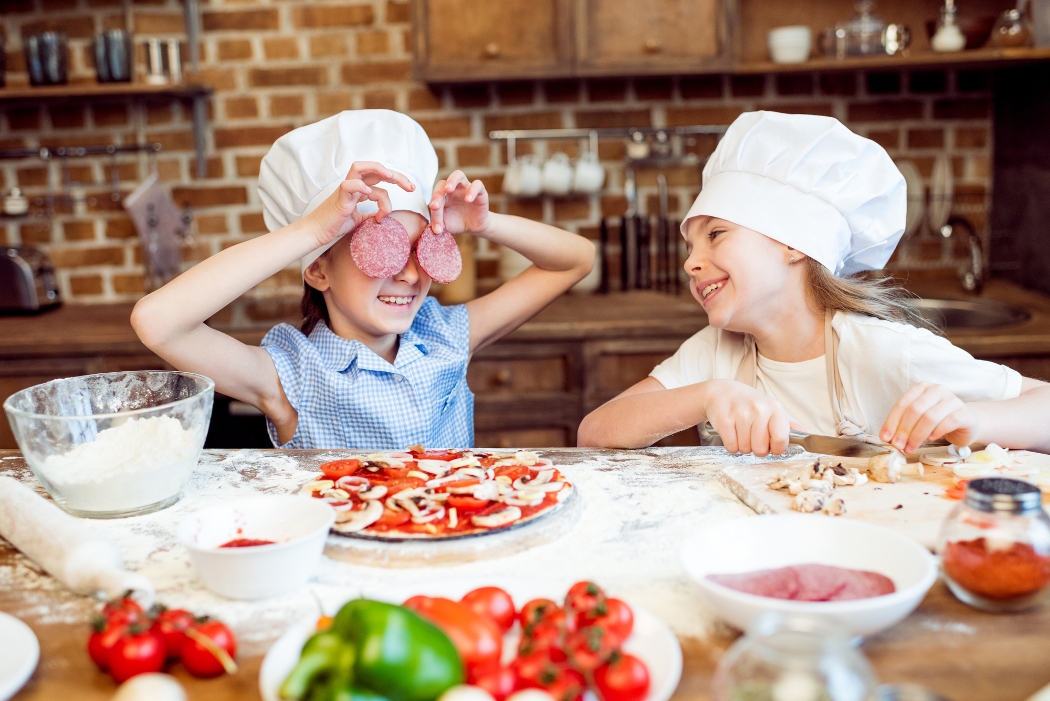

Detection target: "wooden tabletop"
[2, 448, 1050, 701]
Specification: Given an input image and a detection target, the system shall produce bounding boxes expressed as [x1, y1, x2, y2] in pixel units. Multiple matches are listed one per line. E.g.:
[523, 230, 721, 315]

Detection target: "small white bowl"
[679, 514, 937, 638]
[768, 25, 812, 64]
[177, 495, 333, 600]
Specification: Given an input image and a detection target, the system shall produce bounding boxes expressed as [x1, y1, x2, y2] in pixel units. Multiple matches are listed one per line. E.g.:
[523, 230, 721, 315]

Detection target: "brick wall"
[0, 0, 992, 310]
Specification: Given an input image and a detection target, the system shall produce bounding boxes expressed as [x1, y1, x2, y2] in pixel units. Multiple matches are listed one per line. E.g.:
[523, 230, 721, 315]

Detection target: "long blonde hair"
[804, 258, 936, 332]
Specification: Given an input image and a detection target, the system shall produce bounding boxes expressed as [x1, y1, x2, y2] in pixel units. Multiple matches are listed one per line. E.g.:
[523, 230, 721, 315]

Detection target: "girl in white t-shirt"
[579, 111, 1050, 456]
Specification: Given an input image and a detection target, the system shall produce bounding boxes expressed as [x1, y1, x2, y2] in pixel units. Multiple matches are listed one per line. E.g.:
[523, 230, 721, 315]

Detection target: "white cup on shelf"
[503, 155, 542, 197]
[572, 152, 605, 194]
[768, 26, 812, 64]
[542, 153, 574, 196]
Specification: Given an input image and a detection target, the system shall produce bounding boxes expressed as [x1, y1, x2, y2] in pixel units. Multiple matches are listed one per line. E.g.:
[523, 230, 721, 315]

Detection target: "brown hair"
[300, 284, 329, 335]
[804, 257, 937, 332]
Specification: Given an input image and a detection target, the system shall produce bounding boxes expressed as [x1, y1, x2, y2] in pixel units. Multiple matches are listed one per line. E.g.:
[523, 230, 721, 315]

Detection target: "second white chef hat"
[257, 109, 439, 274]
[682, 111, 906, 276]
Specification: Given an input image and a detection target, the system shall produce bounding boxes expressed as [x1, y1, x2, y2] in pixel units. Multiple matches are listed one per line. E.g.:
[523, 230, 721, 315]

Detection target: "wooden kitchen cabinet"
[413, 0, 732, 82]
[412, 0, 575, 82]
[574, 0, 732, 75]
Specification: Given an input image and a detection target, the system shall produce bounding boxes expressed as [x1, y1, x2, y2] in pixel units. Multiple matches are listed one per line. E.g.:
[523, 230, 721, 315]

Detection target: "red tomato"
[518, 598, 560, 629]
[587, 598, 634, 646]
[319, 459, 361, 481]
[382, 466, 410, 479]
[564, 627, 615, 672]
[461, 587, 516, 633]
[540, 665, 586, 701]
[87, 618, 129, 672]
[512, 649, 559, 690]
[182, 620, 237, 678]
[447, 495, 492, 514]
[403, 596, 503, 681]
[107, 629, 166, 683]
[374, 508, 412, 528]
[493, 465, 529, 481]
[593, 653, 650, 701]
[519, 612, 570, 661]
[384, 477, 427, 495]
[102, 596, 144, 626]
[474, 665, 517, 701]
[565, 581, 606, 621]
[150, 607, 196, 660]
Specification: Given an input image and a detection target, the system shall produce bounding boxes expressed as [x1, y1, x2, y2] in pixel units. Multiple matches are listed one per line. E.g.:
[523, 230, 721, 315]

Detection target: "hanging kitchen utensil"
[622, 167, 637, 291]
[897, 159, 925, 237]
[638, 214, 651, 289]
[928, 154, 954, 235]
[657, 174, 670, 292]
[123, 172, 187, 291]
[599, 217, 609, 294]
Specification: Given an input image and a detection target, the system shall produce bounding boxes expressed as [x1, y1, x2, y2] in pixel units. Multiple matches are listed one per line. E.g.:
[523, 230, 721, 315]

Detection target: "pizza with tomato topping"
[297, 447, 576, 540]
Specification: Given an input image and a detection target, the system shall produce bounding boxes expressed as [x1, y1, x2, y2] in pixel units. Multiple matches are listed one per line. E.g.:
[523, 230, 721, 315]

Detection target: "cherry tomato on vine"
[538, 665, 586, 701]
[474, 665, 517, 701]
[564, 582, 606, 623]
[182, 620, 237, 678]
[101, 596, 144, 626]
[564, 626, 615, 673]
[87, 618, 129, 672]
[518, 598, 560, 629]
[587, 598, 634, 647]
[150, 607, 196, 660]
[107, 628, 166, 683]
[593, 653, 650, 701]
[461, 586, 516, 633]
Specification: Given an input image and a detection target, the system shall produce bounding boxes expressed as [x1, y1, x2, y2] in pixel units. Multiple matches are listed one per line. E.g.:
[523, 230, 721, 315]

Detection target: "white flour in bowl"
[38, 415, 201, 513]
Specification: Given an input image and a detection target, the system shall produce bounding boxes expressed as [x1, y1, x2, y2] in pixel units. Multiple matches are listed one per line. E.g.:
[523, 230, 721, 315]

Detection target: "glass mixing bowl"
[4, 371, 214, 518]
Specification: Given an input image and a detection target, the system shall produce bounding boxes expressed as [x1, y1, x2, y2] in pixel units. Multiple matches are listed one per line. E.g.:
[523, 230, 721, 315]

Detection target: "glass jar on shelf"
[936, 477, 1050, 612]
[712, 613, 877, 701]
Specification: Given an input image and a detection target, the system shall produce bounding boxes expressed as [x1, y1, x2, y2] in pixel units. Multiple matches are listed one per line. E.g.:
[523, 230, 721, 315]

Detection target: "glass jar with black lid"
[936, 477, 1050, 612]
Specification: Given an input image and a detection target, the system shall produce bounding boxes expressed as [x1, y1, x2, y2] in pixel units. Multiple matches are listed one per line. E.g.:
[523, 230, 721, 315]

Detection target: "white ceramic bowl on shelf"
[4, 371, 213, 518]
[768, 25, 813, 64]
[679, 514, 937, 638]
[177, 494, 333, 601]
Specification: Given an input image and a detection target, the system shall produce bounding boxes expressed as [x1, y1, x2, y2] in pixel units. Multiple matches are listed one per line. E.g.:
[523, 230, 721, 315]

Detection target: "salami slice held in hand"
[416, 225, 463, 284]
[351, 215, 411, 279]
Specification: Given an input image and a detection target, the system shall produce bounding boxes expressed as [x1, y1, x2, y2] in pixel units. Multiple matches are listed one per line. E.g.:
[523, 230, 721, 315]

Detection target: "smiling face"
[683, 216, 804, 333]
[304, 210, 431, 346]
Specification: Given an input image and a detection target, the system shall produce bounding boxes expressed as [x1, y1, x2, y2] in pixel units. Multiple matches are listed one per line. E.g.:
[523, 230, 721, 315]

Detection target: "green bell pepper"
[281, 600, 463, 701]
[333, 599, 464, 701]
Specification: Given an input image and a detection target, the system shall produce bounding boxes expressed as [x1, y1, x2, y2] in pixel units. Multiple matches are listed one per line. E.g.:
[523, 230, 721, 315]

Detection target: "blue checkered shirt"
[260, 297, 474, 450]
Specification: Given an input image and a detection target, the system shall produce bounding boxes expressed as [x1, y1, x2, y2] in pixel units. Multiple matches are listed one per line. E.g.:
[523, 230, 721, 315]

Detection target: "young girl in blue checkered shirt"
[132, 110, 594, 450]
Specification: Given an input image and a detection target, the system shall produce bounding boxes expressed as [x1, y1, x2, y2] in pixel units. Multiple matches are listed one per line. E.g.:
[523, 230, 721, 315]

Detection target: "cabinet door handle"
[494, 368, 513, 386]
[484, 43, 502, 59]
[643, 38, 661, 54]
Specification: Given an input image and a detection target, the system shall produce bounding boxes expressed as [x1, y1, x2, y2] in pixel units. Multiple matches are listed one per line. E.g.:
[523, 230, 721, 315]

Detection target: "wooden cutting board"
[720, 451, 1050, 550]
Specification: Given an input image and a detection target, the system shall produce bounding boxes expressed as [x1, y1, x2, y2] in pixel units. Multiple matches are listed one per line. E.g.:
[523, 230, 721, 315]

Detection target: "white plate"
[259, 580, 682, 701]
[0, 612, 39, 701]
[679, 515, 937, 638]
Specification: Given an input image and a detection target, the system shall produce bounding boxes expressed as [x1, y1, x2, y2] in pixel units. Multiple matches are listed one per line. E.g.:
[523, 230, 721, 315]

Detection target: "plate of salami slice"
[298, 449, 576, 541]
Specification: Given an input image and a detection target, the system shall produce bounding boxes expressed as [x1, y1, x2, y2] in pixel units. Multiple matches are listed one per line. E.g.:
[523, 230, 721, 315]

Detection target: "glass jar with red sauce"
[937, 477, 1050, 612]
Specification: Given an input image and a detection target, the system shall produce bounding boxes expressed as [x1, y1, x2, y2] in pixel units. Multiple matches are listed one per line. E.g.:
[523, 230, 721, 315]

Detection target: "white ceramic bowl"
[679, 514, 937, 638]
[768, 25, 812, 64]
[177, 495, 333, 600]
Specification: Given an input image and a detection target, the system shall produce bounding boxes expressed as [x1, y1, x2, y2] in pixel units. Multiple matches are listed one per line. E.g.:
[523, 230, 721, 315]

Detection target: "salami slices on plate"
[298, 448, 574, 540]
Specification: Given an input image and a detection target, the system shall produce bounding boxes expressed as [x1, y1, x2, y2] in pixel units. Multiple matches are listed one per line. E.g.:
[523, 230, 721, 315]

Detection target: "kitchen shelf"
[0, 82, 212, 102]
[736, 46, 1050, 75]
[0, 82, 213, 177]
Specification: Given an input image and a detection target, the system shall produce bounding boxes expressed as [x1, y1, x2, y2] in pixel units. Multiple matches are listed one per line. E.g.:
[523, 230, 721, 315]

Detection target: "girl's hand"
[880, 381, 980, 452]
[703, 379, 792, 457]
[429, 170, 490, 236]
[305, 161, 416, 248]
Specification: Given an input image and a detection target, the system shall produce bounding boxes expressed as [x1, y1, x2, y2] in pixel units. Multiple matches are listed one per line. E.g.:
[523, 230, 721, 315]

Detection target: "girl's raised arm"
[429, 171, 596, 353]
[131, 165, 409, 423]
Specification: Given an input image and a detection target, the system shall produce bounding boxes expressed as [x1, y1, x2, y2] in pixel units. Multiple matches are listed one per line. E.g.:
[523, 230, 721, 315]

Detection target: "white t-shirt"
[649, 312, 1023, 437]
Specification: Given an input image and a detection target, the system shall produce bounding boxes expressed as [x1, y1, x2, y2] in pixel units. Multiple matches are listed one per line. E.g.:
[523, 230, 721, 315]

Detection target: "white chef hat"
[257, 109, 439, 274]
[682, 111, 905, 276]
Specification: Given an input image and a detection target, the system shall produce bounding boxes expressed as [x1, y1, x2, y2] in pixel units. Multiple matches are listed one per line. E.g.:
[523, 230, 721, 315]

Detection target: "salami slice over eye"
[350, 215, 412, 279]
[416, 225, 463, 284]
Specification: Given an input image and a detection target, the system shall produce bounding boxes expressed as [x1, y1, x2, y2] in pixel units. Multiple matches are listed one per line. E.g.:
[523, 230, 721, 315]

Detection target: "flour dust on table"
[0, 447, 794, 655]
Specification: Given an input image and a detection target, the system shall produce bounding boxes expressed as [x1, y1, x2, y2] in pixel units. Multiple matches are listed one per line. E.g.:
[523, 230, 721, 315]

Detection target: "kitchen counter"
[3, 280, 1050, 361]
[2, 447, 1050, 701]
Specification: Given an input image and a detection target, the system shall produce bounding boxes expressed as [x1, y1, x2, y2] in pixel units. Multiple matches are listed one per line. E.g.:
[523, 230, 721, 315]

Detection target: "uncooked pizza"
[298, 447, 575, 540]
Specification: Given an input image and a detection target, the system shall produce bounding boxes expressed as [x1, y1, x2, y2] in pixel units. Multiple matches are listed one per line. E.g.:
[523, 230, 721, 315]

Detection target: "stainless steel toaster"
[0, 245, 61, 312]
